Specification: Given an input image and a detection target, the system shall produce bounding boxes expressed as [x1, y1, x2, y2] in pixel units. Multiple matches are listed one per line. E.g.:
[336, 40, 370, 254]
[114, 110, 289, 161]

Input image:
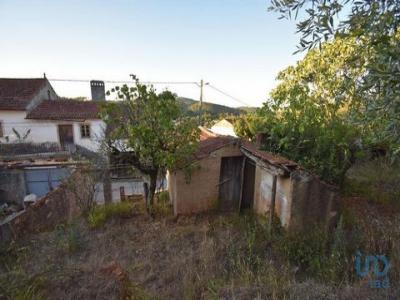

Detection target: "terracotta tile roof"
[26, 99, 102, 121]
[240, 140, 298, 169]
[0, 78, 47, 110]
[195, 135, 237, 159]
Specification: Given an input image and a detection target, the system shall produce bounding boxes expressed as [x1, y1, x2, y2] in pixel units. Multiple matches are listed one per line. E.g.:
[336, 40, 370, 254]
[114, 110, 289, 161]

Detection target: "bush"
[156, 191, 169, 203]
[87, 202, 134, 228]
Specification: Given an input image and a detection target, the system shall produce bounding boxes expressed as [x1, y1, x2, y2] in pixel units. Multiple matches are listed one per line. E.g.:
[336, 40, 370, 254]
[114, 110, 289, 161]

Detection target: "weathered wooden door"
[241, 159, 256, 210]
[58, 125, 74, 150]
[218, 156, 243, 211]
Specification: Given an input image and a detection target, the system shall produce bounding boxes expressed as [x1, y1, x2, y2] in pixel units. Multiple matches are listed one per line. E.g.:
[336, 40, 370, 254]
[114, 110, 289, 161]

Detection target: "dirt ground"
[1, 200, 399, 300]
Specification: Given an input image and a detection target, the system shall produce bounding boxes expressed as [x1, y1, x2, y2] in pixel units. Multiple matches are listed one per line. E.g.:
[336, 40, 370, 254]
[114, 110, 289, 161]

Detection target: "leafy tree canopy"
[102, 77, 199, 210]
[269, 0, 400, 157]
[238, 37, 373, 184]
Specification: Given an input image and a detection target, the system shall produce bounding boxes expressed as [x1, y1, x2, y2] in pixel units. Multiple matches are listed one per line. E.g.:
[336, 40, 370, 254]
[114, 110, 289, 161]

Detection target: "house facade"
[0, 77, 105, 151]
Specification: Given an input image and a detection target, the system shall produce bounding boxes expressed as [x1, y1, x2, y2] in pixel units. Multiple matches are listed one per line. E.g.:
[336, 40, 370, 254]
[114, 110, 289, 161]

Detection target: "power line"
[49, 78, 198, 85]
[49, 77, 253, 107]
[207, 84, 251, 107]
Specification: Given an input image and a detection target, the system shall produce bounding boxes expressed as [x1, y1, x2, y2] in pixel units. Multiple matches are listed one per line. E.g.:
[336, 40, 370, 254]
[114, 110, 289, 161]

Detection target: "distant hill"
[177, 97, 255, 117]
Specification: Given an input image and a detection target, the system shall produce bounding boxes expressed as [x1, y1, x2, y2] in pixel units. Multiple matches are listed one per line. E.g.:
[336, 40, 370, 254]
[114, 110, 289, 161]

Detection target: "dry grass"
[345, 158, 400, 208]
[0, 199, 399, 299]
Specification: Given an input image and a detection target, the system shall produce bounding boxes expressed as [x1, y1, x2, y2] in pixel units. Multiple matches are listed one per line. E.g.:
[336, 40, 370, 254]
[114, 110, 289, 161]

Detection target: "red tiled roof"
[195, 135, 237, 159]
[26, 99, 101, 121]
[0, 78, 47, 110]
[240, 140, 298, 168]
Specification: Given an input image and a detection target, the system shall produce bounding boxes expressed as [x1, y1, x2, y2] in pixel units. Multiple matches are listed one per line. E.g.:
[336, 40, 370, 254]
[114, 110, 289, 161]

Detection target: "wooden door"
[241, 159, 256, 210]
[218, 156, 243, 211]
[58, 125, 74, 150]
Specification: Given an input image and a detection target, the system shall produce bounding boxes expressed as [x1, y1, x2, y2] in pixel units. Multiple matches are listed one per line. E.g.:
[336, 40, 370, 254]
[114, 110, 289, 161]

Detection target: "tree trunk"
[146, 170, 158, 214]
[103, 168, 112, 204]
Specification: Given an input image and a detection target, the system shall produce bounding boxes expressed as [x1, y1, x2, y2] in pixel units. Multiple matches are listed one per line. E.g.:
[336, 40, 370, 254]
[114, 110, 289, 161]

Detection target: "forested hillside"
[177, 97, 255, 118]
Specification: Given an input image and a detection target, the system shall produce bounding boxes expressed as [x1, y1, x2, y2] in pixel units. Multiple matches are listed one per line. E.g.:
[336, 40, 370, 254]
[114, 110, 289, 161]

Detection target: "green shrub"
[156, 191, 169, 203]
[87, 202, 134, 228]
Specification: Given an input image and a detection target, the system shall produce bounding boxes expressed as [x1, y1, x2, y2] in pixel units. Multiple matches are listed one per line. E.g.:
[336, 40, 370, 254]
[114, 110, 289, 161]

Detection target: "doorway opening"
[58, 125, 74, 150]
[240, 158, 256, 211]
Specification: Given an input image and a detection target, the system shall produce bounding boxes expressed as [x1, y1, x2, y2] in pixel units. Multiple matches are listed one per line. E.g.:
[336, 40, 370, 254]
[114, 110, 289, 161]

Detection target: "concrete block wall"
[171, 143, 242, 215]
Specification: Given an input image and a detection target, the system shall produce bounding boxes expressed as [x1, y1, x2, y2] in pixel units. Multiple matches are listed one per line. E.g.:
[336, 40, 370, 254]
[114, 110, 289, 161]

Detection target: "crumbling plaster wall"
[288, 170, 340, 232]
[252, 165, 292, 227]
[252, 167, 339, 231]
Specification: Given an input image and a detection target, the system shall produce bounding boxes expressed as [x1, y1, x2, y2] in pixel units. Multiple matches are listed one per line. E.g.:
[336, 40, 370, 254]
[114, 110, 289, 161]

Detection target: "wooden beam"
[269, 175, 277, 233]
[238, 157, 246, 212]
[240, 148, 287, 176]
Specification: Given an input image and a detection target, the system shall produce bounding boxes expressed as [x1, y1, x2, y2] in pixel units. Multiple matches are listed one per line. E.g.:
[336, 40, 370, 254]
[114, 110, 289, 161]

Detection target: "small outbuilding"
[168, 128, 339, 232]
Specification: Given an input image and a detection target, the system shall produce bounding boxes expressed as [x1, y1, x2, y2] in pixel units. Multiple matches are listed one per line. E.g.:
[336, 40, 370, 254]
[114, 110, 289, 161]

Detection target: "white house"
[0, 77, 105, 152]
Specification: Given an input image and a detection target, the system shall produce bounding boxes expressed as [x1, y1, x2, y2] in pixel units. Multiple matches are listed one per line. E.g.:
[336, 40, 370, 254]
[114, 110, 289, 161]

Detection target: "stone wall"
[0, 171, 80, 244]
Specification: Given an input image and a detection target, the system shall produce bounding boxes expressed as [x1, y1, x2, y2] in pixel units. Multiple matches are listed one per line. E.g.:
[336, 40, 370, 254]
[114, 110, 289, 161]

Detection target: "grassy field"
[1, 192, 399, 300]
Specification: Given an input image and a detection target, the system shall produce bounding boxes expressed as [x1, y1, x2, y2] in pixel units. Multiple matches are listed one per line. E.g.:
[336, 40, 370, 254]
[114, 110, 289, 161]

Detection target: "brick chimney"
[90, 80, 105, 101]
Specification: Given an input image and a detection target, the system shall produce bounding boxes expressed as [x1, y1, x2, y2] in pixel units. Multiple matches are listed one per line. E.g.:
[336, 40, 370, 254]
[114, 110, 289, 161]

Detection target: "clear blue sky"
[0, 0, 302, 107]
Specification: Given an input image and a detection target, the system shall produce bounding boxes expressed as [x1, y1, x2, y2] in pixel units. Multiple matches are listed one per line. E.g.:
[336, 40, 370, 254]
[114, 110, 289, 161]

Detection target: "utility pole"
[198, 79, 209, 125]
[199, 79, 204, 125]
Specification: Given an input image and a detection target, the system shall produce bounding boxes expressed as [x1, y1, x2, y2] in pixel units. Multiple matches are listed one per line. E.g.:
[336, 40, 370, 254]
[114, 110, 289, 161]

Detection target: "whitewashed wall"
[0, 111, 105, 152]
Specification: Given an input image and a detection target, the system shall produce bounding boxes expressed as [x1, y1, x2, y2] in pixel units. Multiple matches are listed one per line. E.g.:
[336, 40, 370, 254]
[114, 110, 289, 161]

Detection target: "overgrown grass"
[54, 222, 85, 254]
[1, 201, 398, 299]
[345, 158, 400, 208]
[0, 243, 47, 300]
[87, 201, 134, 228]
[153, 191, 173, 217]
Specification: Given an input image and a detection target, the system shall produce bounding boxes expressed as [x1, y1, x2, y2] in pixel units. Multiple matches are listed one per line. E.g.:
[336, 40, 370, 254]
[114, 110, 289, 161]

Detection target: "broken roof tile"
[240, 140, 298, 168]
